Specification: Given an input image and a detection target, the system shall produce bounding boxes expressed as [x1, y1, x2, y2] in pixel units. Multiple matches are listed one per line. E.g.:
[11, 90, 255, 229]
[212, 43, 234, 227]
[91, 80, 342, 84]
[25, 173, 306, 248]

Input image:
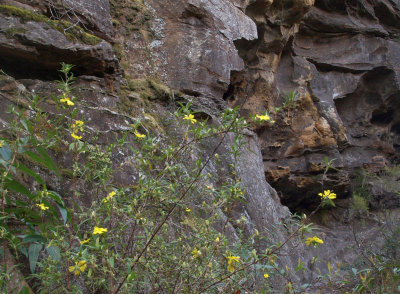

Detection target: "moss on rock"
[109, 0, 152, 35]
[126, 77, 172, 101]
[5, 27, 26, 38]
[0, 5, 102, 45]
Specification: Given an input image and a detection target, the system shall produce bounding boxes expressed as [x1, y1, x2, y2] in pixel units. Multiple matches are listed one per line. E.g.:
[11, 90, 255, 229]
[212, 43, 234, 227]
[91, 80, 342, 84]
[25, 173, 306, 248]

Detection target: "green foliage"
[282, 91, 299, 108]
[341, 166, 400, 293]
[0, 63, 278, 293]
[274, 90, 299, 114]
[352, 193, 369, 214]
[349, 218, 400, 293]
[0, 63, 343, 294]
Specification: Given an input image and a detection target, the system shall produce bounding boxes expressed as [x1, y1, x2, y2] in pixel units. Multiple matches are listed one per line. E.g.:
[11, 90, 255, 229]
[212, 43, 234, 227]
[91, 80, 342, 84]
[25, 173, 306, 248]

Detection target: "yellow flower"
[256, 114, 270, 121]
[305, 236, 324, 246]
[185, 208, 191, 212]
[60, 97, 74, 106]
[68, 260, 87, 276]
[80, 239, 90, 245]
[93, 226, 107, 235]
[0, 140, 4, 148]
[226, 254, 240, 272]
[183, 114, 197, 124]
[134, 130, 146, 139]
[191, 248, 201, 259]
[103, 191, 116, 203]
[75, 120, 84, 127]
[71, 133, 82, 140]
[264, 273, 269, 279]
[72, 120, 84, 132]
[36, 203, 49, 211]
[215, 237, 220, 243]
[318, 190, 336, 200]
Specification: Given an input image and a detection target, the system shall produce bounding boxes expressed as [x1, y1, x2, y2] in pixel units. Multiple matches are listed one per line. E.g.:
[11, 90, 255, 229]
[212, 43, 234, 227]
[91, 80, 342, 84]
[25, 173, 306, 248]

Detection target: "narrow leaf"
[5, 180, 34, 199]
[48, 191, 65, 206]
[16, 163, 45, 185]
[36, 146, 60, 177]
[25, 150, 60, 177]
[28, 243, 42, 273]
[58, 205, 68, 224]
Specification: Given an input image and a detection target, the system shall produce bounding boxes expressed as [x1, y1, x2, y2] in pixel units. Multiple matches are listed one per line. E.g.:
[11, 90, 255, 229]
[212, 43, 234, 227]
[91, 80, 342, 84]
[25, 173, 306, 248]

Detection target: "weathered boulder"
[62, 0, 114, 41]
[115, 0, 257, 98]
[0, 0, 114, 40]
[0, 3, 117, 78]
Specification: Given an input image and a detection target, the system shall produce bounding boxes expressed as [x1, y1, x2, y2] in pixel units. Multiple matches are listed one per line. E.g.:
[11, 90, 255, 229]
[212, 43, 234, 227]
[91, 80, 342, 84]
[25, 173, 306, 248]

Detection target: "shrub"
[0, 64, 334, 293]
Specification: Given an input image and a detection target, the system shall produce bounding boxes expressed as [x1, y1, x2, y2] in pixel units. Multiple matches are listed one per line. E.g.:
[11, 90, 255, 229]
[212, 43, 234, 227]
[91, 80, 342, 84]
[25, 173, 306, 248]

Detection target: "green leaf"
[24, 151, 46, 166]
[0, 158, 8, 168]
[18, 245, 28, 258]
[46, 245, 61, 261]
[18, 286, 30, 294]
[127, 271, 137, 283]
[11, 206, 41, 224]
[0, 143, 12, 161]
[48, 191, 65, 206]
[28, 243, 42, 273]
[5, 180, 34, 199]
[36, 146, 60, 177]
[20, 136, 30, 146]
[58, 205, 68, 224]
[24, 150, 60, 177]
[23, 234, 46, 244]
[16, 163, 45, 185]
[20, 119, 29, 131]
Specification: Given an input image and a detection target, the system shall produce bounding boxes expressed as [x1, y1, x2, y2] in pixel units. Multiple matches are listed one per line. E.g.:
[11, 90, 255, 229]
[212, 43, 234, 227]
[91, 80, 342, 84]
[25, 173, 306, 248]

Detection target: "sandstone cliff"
[0, 0, 399, 292]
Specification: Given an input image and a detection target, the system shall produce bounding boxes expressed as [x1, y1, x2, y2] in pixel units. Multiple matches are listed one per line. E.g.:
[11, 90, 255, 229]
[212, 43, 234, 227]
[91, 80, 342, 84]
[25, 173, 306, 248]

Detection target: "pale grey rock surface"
[142, 0, 257, 98]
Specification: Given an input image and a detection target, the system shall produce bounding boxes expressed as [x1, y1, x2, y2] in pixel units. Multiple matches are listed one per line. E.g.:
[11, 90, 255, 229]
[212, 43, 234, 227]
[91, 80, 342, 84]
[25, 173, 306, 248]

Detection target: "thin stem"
[199, 202, 324, 293]
[113, 103, 247, 294]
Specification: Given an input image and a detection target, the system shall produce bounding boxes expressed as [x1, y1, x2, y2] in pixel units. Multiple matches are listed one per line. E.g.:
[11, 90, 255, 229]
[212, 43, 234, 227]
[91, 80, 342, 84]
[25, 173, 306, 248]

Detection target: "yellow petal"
[80, 239, 90, 245]
[71, 133, 82, 140]
[78, 261, 87, 272]
[134, 130, 146, 138]
[227, 263, 234, 272]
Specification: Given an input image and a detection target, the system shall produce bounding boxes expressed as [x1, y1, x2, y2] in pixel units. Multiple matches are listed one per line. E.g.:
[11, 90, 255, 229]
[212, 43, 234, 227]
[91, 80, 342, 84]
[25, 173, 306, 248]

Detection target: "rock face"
[62, 0, 115, 41]
[116, 0, 257, 98]
[224, 0, 400, 211]
[1, 0, 400, 291]
[0, 1, 118, 78]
